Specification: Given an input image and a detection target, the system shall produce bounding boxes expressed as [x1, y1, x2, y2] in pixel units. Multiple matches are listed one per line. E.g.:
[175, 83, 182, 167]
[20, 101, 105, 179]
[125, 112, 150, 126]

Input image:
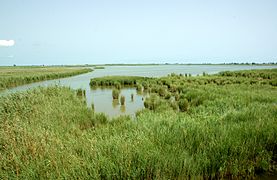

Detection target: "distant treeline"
[4, 62, 277, 67]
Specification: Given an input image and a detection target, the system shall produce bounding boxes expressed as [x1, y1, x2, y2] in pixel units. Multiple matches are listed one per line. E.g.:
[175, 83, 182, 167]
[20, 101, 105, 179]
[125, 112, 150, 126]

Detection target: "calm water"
[1, 65, 276, 117]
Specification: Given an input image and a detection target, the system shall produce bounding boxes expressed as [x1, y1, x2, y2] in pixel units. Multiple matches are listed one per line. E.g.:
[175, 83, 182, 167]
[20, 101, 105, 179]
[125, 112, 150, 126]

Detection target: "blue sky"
[0, 0, 277, 65]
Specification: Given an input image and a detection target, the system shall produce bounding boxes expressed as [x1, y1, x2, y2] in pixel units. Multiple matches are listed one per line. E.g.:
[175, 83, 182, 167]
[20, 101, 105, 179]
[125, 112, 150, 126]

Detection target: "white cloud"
[0, 40, 15, 47]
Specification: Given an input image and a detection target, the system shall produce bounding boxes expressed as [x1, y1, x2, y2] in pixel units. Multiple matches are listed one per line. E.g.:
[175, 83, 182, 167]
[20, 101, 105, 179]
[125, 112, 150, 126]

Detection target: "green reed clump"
[158, 86, 167, 97]
[131, 93, 134, 101]
[164, 92, 171, 99]
[94, 113, 108, 125]
[94, 66, 105, 69]
[219, 69, 277, 79]
[120, 95, 125, 105]
[178, 98, 189, 112]
[142, 82, 149, 90]
[170, 101, 179, 111]
[76, 88, 86, 97]
[0, 66, 92, 90]
[90, 76, 152, 87]
[270, 79, 277, 86]
[136, 84, 143, 92]
[112, 89, 120, 99]
[91, 103, 95, 111]
[114, 82, 121, 89]
[174, 92, 180, 101]
[144, 94, 162, 111]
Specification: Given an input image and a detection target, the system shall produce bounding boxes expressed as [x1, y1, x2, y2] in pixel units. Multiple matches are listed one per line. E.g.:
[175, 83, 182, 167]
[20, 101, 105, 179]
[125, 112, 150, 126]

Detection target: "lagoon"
[1, 65, 276, 117]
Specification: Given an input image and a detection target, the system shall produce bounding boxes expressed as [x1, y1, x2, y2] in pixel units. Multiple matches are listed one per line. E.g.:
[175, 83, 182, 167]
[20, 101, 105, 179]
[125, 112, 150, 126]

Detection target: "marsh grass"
[112, 89, 120, 99]
[0, 69, 277, 179]
[131, 93, 134, 101]
[120, 95, 125, 105]
[0, 66, 92, 90]
[94, 66, 105, 69]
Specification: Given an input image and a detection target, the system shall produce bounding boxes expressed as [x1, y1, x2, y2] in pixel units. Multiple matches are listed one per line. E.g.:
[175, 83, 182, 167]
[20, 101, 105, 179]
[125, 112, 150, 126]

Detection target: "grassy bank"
[0, 66, 92, 90]
[0, 69, 276, 179]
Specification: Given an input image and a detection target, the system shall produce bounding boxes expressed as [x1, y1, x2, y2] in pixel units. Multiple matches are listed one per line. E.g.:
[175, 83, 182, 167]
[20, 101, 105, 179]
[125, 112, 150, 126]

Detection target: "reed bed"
[0, 66, 92, 90]
[0, 69, 276, 179]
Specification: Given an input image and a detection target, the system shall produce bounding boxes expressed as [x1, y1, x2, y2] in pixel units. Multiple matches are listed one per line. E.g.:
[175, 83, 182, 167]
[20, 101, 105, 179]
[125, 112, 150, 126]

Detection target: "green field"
[0, 69, 276, 179]
[0, 66, 92, 90]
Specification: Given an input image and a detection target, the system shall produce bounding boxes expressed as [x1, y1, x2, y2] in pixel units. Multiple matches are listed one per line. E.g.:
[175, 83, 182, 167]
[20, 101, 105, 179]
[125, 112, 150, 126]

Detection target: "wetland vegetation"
[0, 66, 92, 90]
[0, 68, 276, 179]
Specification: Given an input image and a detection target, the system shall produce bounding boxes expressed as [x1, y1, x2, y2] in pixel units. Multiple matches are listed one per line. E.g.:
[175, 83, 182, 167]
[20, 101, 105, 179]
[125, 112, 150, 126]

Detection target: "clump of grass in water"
[131, 93, 134, 101]
[91, 103, 95, 112]
[76, 88, 86, 97]
[120, 95, 125, 106]
[112, 89, 120, 99]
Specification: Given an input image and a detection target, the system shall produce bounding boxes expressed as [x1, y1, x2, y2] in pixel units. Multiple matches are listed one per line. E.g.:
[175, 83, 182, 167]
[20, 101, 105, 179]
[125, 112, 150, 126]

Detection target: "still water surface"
[1, 65, 276, 117]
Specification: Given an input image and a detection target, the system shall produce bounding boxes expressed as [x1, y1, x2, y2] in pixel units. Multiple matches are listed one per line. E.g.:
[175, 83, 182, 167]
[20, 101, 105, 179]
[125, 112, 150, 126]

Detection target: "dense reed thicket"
[0, 66, 92, 90]
[0, 68, 276, 179]
[90, 76, 152, 87]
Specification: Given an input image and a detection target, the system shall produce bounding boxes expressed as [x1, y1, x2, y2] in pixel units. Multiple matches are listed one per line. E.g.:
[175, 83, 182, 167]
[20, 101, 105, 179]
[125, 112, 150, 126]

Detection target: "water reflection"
[120, 105, 126, 113]
[112, 99, 119, 108]
[90, 88, 146, 117]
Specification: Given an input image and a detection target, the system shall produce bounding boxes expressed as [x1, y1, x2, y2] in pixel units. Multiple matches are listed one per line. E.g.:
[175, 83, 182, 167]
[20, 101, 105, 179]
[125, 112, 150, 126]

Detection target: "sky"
[0, 0, 277, 65]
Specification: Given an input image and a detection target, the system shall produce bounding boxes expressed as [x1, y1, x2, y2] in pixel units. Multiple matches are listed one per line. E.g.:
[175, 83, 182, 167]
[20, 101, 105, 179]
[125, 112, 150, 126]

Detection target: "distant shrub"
[112, 89, 120, 99]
